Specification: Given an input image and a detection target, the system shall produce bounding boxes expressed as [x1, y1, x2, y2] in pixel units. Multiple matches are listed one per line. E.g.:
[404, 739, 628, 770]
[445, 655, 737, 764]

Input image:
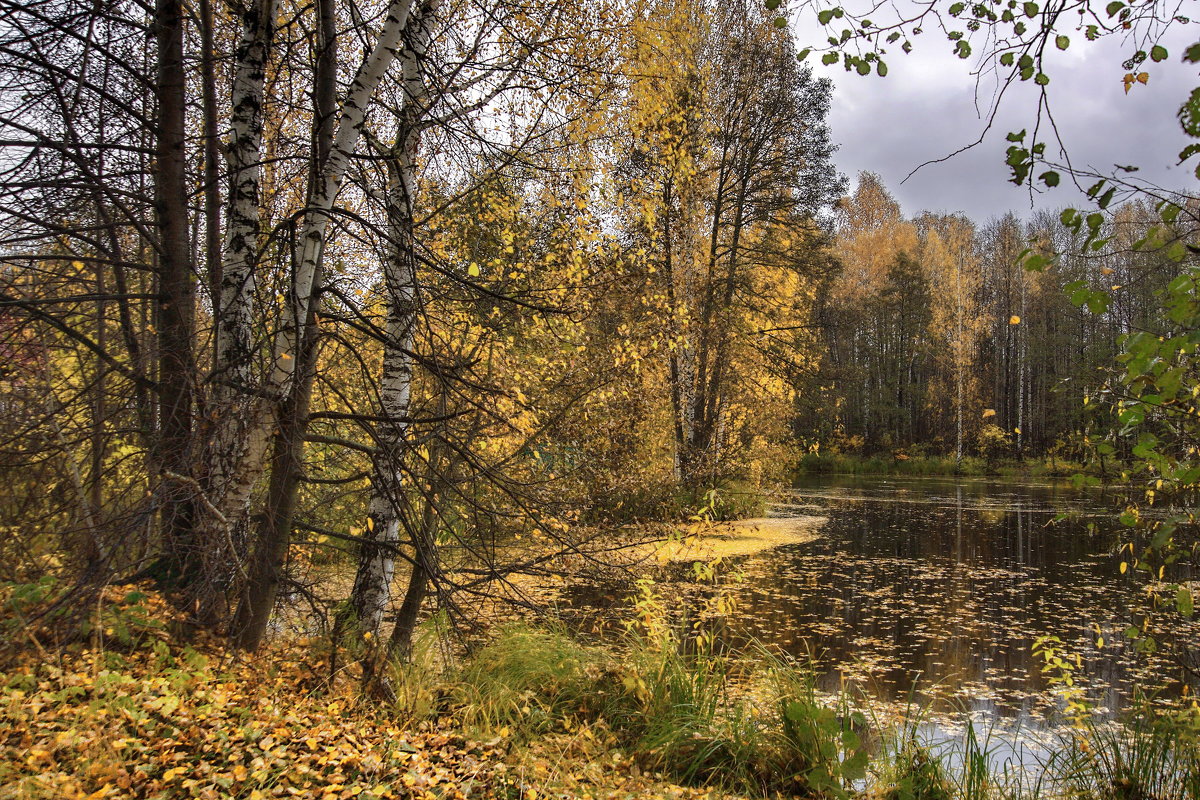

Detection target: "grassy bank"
[793, 453, 1105, 480]
[4, 585, 1198, 800]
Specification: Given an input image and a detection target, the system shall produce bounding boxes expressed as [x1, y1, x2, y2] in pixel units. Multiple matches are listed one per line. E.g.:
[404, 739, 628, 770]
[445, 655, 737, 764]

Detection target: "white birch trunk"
[197, 0, 420, 561]
[214, 0, 277, 396]
[270, 0, 417, 395]
[350, 0, 440, 636]
[189, 0, 277, 611]
[955, 261, 964, 466]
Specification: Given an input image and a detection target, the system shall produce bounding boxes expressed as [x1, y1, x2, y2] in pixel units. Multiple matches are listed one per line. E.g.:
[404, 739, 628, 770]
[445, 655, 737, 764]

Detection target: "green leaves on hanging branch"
[802, 5, 893, 77]
[1003, 128, 1047, 186]
[1178, 40, 1200, 178]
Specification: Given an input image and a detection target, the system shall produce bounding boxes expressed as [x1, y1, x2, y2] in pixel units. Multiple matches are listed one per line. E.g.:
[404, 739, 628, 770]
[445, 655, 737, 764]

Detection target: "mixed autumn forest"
[2, 0, 1200, 796]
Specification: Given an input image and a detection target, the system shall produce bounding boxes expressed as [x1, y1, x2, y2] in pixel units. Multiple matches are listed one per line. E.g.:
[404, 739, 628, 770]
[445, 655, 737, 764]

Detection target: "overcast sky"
[793, 18, 1199, 221]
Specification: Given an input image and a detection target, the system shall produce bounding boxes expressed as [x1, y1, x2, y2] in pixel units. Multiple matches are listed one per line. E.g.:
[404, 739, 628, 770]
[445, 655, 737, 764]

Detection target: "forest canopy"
[0, 0, 1196, 668]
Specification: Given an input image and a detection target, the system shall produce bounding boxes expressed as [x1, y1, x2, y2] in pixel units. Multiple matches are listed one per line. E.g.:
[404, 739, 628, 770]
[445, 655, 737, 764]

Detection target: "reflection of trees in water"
[560, 480, 1196, 721]
[724, 484, 1175, 718]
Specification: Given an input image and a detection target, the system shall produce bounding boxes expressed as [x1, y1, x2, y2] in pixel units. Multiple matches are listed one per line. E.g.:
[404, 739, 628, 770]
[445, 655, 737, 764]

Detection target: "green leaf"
[876, 60, 888, 76]
[1177, 586, 1194, 618]
[1161, 203, 1182, 224]
[1040, 170, 1060, 187]
[797, 48, 811, 61]
[818, 9, 834, 24]
[1150, 44, 1168, 62]
[956, 40, 972, 58]
[822, 52, 839, 65]
[1105, 1, 1125, 16]
[1000, 52, 1015, 66]
[1023, 1, 1038, 16]
[1185, 43, 1200, 63]
[1022, 252, 1049, 271]
[773, 16, 788, 28]
[950, 2, 965, 14]
[1056, 35, 1069, 50]
[1034, 72, 1050, 85]
[1098, 187, 1116, 209]
[856, 59, 871, 74]
[765, 0, 781, 8]
[1006, 129, 1026, 142]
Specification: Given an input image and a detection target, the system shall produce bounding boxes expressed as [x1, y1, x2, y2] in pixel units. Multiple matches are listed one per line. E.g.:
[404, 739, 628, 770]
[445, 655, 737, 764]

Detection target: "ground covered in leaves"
[0, 593, 727, 800]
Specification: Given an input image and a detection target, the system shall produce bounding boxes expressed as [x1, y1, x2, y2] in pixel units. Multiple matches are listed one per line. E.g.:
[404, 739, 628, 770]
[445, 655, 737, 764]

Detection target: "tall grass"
[384, 620, 1198, 800]
[1047, 715, 1200, 800]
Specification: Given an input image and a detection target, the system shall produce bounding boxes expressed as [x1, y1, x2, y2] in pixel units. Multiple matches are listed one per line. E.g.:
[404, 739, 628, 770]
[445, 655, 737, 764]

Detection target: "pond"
[562, 475, 1198, 730]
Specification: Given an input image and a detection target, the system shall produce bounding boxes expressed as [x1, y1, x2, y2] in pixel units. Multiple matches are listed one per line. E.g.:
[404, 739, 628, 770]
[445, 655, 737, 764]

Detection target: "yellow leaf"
[367, 517, 374, 532]
[1009, 315, 1021, 324]
[982, 409, 996, 418]
[468, 262, 480, 277]
[1120, 561, 1128, 574]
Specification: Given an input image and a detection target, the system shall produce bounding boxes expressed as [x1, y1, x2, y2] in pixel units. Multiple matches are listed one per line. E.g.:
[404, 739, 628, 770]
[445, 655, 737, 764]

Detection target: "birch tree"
[921, 214, 984, 466]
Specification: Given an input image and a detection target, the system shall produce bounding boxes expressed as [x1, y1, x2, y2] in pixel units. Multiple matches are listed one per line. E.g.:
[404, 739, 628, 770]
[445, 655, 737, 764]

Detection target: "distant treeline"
[795, 173, 1186, 462]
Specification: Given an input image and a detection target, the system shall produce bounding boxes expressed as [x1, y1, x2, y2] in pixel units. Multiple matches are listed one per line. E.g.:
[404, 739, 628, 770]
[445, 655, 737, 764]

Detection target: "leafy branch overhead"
[777, 0, 1199, 194]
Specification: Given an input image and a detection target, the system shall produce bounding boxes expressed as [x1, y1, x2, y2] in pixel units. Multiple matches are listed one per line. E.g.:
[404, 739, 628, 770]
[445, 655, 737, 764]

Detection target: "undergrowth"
[3, 578, 1199, 800]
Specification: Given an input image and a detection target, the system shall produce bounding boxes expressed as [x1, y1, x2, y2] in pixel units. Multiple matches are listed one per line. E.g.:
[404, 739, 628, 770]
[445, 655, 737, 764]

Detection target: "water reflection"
[563, 475, 1195, 724]
[731, 476, 1160, 719]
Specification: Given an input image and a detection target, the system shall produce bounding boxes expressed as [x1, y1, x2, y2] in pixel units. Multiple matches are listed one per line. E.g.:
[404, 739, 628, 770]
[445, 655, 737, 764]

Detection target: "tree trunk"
[349, 0, 440, 648]
[153, 0, 198, 593]
[199, 0, 222, 327]
[230, 0, 339, 652]
[190, 0, 418, 625]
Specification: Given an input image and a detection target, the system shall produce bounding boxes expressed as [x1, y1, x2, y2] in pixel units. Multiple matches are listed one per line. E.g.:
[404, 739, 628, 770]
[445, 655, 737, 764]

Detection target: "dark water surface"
[742, 476, 1147, 719]
[568, 475, 1197, 725]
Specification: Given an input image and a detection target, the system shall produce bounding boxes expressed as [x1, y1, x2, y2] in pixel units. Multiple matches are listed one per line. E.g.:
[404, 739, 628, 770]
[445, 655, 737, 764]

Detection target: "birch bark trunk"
[183, 0, 278, 623]
[349, 0, 441, 649]
[230, 0, 337, 650]
[190, 0, 418, 623]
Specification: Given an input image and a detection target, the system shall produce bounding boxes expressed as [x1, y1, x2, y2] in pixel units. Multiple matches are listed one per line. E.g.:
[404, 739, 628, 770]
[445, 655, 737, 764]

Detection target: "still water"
[741, 476, 1149, 720]
[569, 476, 1197, 725]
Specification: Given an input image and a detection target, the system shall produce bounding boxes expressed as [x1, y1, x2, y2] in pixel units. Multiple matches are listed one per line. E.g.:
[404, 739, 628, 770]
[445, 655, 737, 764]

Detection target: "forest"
[1, 0, 1199, 796]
